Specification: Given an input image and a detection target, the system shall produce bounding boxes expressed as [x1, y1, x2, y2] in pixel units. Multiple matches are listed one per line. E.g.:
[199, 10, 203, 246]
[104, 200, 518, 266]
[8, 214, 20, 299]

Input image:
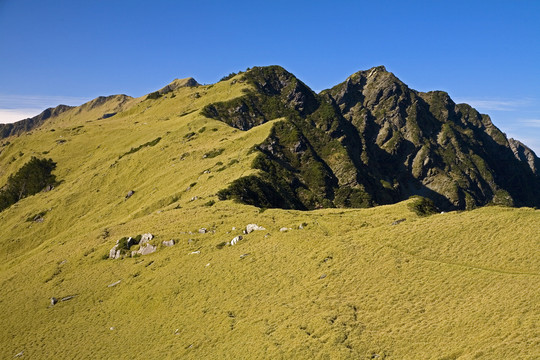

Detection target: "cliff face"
[207, 66, 540, 210]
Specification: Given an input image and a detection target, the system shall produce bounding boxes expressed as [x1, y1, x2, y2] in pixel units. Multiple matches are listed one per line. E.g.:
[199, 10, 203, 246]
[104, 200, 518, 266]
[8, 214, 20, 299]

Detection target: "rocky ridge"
[207, 65, 540, 210]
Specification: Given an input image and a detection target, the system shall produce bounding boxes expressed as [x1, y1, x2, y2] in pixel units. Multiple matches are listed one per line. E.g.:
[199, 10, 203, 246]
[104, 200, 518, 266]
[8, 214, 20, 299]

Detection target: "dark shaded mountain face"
[205, 65, 540, 211]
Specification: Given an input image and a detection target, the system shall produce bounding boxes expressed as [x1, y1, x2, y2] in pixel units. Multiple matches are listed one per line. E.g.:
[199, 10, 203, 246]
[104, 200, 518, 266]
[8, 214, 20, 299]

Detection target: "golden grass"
[0, 76, 539, 359]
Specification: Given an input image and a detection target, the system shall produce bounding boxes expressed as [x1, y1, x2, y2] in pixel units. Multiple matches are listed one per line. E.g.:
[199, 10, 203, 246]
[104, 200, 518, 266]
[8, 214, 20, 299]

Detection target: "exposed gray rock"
[508, 138, 539, 175]
[50, 297, 58, 306]
[245, 224, 266, 234]
[391, 219, 406, 225]
[198, 228, 207, 234]
[43, 184, 54, 192]
[109, 245, 119, 259]
[61, 295, 76, 302]
[139, 233, 154, 246]
[138, 244, 157, 256]
[279, 227, 290, 232]
[108, 280, 121, 287]
[230, 235, 243, 246]
[125, 190, 135, 199]
[162, 239, 175, 247]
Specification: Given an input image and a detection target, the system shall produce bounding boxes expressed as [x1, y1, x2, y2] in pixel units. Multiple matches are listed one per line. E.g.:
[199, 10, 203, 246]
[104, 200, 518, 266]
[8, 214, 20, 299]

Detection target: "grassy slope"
[0, 76, 538, 359]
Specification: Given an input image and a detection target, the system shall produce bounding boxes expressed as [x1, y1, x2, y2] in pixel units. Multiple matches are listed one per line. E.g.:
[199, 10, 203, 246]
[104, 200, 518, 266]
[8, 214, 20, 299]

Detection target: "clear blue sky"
[1, 0, 539, 152]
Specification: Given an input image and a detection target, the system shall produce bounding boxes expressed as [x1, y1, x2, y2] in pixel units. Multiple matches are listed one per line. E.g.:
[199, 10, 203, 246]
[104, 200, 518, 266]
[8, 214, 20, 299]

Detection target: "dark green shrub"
[118, 137, 162, 159]
[408, 196, 438, 216]
[0, 157, 57, 212]
[203, 148, 224, 159]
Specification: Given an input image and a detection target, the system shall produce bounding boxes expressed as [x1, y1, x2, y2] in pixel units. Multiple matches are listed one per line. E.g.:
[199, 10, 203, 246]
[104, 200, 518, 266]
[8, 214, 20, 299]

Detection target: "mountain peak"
[157, 77, 199, 95]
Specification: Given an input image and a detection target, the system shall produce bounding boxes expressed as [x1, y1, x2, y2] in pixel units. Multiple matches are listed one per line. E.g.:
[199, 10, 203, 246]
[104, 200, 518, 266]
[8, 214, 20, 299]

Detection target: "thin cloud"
[0, 109, 43, 123]
[454, 98, 532, 111]
[0, 94, 90, 110]
[519, 119, 540, 128]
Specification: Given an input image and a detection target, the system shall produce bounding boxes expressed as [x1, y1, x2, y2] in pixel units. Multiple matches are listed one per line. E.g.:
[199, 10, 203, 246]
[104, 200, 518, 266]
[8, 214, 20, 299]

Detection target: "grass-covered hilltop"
[0, 66, 539, 359]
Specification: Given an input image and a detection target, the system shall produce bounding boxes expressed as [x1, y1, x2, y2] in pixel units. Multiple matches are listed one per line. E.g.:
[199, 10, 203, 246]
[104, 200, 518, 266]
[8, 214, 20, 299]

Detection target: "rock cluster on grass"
[109, 233, 159, 259]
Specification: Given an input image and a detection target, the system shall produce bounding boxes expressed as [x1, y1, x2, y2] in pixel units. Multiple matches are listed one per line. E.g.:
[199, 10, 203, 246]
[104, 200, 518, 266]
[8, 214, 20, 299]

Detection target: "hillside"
[0, 67, 539, 359]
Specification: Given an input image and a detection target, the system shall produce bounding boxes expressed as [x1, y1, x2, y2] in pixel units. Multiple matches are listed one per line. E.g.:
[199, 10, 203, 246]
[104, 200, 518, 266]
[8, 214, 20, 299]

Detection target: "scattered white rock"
[50, 297, 58, 306]
[14, 351, 24, 358]
[198, 228, 207, 234]
[230, 235, 243, 246]
[190, 250, 201, 255]
[279, 227, 291, 232]
[162, 239, 175, 247]
[110, 327, 115, 331]
[108, 280, 121, 288]
[205, 263, 210, 267]
[232, 227, 236, 230]
[245, 224, 266, 234]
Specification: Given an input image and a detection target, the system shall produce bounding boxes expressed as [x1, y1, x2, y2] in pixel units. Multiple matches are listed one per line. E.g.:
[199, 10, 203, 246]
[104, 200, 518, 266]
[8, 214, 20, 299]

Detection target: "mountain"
[204, 66, 540, 211]
[0, 66, 539, 359]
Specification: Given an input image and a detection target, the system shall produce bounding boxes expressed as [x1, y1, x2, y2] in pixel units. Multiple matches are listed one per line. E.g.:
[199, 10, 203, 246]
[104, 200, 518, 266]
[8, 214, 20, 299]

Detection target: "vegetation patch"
[118, 137, 161, 159]
[0, 157, 57, 212]
[203, 148, 224, 159]
[407, 196, 438, 216]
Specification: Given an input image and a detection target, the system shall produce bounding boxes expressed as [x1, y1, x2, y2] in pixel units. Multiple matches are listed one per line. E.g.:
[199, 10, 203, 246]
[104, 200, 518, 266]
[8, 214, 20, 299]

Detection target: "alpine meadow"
[0, 66, 539, 360]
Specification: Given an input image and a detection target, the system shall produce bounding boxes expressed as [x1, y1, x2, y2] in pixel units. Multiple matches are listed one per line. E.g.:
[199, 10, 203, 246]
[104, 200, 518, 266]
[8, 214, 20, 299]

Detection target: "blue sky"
[1, 0, 539, 152]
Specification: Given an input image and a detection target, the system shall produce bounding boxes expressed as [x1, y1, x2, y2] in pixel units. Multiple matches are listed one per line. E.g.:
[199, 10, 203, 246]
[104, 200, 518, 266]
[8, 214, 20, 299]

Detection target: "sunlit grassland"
[0, 76, 538, 359]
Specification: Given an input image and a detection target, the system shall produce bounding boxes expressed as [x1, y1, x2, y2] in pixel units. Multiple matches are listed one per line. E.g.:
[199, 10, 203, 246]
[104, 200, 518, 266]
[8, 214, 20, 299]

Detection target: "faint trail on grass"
[385, 245, 540, 276]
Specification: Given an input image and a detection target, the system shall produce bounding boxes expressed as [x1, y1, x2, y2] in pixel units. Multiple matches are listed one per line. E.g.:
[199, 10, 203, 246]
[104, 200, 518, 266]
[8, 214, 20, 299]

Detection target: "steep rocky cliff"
[208, 66, 540, 210]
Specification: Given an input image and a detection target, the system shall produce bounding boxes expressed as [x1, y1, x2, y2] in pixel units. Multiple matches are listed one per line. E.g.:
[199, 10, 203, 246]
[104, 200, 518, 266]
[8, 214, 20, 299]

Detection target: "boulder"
[230, 235, 243, 246]
[139, 233, 154, 245]
[138, 244, 157, 256]
[279, 227, 290, 232]
[245, 224, 265, 234]
[162, 239, 175, 247]
[198, 228, 207, 234]
[43, 184, 54, 192]
[50, 297, 58, 306]
[109, 245, 119, 259]
[125, 190, 135, 199]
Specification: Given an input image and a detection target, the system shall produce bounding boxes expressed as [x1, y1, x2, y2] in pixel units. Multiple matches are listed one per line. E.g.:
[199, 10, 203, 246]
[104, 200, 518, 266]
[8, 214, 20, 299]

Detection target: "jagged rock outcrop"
[209, 65, 540, 210]
[508, 138, 539, 175]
